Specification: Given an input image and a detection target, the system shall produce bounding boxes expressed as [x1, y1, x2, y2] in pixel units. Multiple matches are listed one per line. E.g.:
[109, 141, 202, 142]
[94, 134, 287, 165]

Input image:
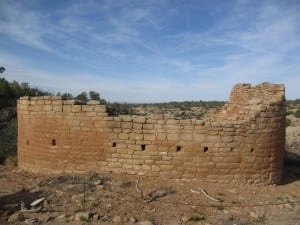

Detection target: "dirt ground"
[0, 163, 299, 225]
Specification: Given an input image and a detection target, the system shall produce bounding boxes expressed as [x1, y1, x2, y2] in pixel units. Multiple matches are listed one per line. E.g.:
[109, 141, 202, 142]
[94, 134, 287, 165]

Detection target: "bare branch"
[191, 188, 220, 202]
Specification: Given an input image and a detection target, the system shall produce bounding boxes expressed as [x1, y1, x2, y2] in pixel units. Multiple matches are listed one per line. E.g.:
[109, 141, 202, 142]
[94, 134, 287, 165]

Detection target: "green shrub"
[294, 110, 300, 118]
[286, 118, 291, 127]
[0, 118, 17, 164]
[189, 213, 205, 221]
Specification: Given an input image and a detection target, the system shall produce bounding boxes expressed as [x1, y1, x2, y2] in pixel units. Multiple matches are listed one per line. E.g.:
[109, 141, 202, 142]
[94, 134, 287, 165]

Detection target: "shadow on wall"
[282, 150, 300, 184]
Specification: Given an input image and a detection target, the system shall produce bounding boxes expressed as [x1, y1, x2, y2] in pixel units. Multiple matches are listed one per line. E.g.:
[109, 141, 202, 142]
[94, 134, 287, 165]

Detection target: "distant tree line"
[0, 78, 108, 163]
[0, 78, 51, 108]
[57, 91, 107, 104]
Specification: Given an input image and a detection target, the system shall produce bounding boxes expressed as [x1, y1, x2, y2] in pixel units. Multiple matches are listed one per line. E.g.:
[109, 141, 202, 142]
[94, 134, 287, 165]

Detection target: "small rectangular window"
[141, 144, 146, 151]
[203, 147, 208, 152]
[51, 139, 56, 146]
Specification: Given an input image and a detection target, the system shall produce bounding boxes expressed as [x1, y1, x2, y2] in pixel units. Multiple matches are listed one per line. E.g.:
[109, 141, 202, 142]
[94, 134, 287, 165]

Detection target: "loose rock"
[181, 215, 190, 223]
[8, 212, 25, 223]
[113, 215, 122, 224]
[56, 214, 66, 220]
[75, 212, 90, 221]
[24, 218, 38, 225]
[138, 221, 154, 225]
[93, 214, 100, 221]
[129, 216, 137, 223]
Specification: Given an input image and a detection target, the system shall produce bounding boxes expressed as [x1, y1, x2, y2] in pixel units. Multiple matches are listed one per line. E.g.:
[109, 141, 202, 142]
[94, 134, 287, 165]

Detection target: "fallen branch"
[30, 197, 45, 208]
[135, 177, 144, 200]
[20, 206, 42, 213]
[136, 177, 175, 203]
[191, 188, 220, 202]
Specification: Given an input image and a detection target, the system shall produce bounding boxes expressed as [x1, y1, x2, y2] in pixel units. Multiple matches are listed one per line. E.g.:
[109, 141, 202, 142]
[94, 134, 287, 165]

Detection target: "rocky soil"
[0, 163, 299, 225]
[1, 104, 300, 225]
[286, 114, 300, 156]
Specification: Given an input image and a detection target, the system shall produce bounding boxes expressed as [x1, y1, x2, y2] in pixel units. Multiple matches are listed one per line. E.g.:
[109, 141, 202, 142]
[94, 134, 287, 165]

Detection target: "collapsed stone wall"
[17, 83, 286, 185]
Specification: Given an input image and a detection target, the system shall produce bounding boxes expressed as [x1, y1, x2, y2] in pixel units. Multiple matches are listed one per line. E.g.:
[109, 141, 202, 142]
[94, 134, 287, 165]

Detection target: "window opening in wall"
[112, 142, 116, 147]
[141, 144, 146, 151]
[230, 147, 234, 152]
[203, 147, 208, 152]
[26, 140, 29, 145]
[51, 139, 56, 146]
[250, 148, 254, 153]
[176, 146, 181, 152]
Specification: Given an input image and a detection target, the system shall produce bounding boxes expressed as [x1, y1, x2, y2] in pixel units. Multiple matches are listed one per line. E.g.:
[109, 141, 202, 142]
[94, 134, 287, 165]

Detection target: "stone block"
[121, 122, 132, 129]
[143, 123, 154, 129]
[82, 105, 94, 112]
[144, 134, 156, 141]
[72, 105, 82, 112]
[119, 133, 129, 140]
[133, 116, 146, 123]
[181, 133, 193, 141]
[94, 105, 106, 112]
[87, 100, 100, 105]
[167, 134, 178, 141]
[133, 123, 143, 129]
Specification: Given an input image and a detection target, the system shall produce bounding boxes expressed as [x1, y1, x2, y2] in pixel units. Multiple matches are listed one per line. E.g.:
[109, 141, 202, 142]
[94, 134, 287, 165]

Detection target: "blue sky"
[0, 0, 299, 102]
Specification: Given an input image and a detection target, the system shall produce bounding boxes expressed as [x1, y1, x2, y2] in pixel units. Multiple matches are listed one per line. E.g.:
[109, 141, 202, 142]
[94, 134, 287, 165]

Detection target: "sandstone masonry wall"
[17, 83, 286, 185]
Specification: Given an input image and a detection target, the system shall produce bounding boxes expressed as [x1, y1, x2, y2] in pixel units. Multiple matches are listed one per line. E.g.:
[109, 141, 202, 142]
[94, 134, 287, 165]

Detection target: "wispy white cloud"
[0, 0, 299, 101]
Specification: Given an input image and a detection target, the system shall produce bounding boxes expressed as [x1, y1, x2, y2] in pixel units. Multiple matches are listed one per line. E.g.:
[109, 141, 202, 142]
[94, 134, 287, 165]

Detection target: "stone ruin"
[17, 82, 286, 185]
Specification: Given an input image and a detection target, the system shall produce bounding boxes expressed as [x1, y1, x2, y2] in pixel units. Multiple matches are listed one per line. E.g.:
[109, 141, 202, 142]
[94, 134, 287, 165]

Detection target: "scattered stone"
[24, 218, 38, 225]
[227, 189, 238, 194]
[137, 221, 154, 225]
[237, 196, 246, 202]
[112, 180, 132, 188]
[249, 211, 259, 219]
[169, 218, 181, 225]
[284, 203, 294, 209]
[96, 185, 104, 189]
[55, 190, 64, 196]
[190, 213, 205, 221]
[106, 203, 112, 208]
[8, 212, 25, 223]
[56, 214, 67, 220]
[93, 214, 100, 221]
[223, 210, 230, 214]
[113, 215, 122, 224]
[235, 220, 250, 225]
[129, 216, 137, 223]
[30, 187, 41, 193]
[46, 216, 55, 222]
[75, 212, 90, 221]
[181, 215, 190, 223]
[93, 180, 103, 185]
[216, 214, 234, 224]
[72, 193, 84, 202]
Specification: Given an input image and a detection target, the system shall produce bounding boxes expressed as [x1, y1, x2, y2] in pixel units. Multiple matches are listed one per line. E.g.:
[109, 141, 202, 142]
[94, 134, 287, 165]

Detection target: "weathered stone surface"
[17, 83, 285, 185]
[8, 212, 25, 223]
[137, 221, 154, 225]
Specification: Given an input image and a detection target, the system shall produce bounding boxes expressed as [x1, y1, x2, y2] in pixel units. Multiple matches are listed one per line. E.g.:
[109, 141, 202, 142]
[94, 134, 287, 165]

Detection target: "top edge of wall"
[19, 96, 102, 105]
[233, 82, 285, 91]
